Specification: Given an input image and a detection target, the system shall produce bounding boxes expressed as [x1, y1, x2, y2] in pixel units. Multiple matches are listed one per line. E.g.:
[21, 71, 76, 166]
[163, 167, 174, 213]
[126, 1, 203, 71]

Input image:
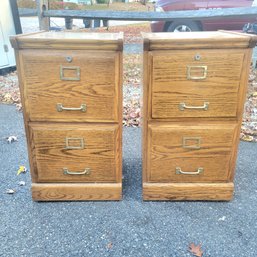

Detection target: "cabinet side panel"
[142, 40, 150, 183]
[229, 48, 253, 181]
[14, 49, 38, 182]
[118, 51, 123, 182]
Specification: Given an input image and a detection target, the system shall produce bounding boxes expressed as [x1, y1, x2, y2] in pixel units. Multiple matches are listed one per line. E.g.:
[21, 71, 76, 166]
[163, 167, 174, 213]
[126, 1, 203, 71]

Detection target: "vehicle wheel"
[167, 21, 201, 32]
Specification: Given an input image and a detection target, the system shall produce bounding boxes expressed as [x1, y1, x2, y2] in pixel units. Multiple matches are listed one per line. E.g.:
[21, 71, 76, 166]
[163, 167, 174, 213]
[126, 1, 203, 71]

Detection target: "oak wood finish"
[142, 31, 257, 201]
[19, 50, 119, 122]
[32, 183, 122, 201]
[143, 183, 234, 201]
[10, 32, 123, 201]
[11, 32, 123, 51]
[151, 50, 244, 119]
[31, 124, 119, 183]
[148, 123, 236, 183]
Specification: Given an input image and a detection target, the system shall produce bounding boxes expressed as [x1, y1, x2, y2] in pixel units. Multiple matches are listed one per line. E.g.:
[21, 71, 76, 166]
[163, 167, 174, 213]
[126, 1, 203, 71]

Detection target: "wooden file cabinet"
[142, 31, 257, 201]
[11, 32, 123, 201]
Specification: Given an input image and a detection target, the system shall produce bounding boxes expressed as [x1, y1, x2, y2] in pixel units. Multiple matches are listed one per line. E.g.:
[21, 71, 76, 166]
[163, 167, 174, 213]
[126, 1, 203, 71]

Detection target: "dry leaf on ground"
[80, 23, 151, 44]
[17, 166, 27, 175]
[189, 243, 203, 257]
[0, 70, 22, 110]
[107, 242, 113, 249]
[241, 67, 257, 142]
[6, 135, 18, 143]
[6, 189, 16, 194]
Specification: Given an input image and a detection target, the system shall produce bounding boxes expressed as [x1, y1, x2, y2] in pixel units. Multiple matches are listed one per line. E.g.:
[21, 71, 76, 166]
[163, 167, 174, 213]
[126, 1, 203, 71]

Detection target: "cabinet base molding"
[32, 183, 122, 201]
[143, 183, 234, 201]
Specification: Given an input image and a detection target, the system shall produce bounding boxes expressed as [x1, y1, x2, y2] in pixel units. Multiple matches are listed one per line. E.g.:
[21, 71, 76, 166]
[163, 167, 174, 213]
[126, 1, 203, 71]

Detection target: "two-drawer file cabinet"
[11, 32, 123, 201]
[142, 31, 257, 201]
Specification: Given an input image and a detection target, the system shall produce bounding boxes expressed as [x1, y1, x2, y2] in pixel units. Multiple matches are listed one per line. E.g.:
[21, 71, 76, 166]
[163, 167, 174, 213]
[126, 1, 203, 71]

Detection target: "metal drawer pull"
[56, 103, 86, 112]
[63, 168, 91, 175]
[187, 65, 208, 80]
[179, 102, 209, 111]
[176, 167, 204, 175]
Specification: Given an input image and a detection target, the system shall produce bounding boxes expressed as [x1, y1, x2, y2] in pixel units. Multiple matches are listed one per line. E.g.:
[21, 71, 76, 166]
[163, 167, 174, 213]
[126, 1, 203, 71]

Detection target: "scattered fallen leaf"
[241, 135, 254, 142]
[17, 166, 27, 175]
[15, 103, 22, 111]
[18, 181, 26, 186]
[6, 135, 18, 143]
[6, 189, 16, 194]
[241, 67, 257, 142]
[218, 216, 226, 221]
[189, 243, 203, 257]
[107, 242, 113, 249]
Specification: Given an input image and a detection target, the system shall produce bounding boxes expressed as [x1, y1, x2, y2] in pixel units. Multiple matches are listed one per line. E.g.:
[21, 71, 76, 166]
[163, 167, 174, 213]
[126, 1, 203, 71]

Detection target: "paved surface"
[20, 17, 147, 33]
[0, 104, 257, 257]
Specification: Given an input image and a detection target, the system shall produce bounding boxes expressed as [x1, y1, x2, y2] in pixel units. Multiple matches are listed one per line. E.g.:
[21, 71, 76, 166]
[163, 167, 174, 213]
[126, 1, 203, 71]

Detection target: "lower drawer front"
[30, 124, 120, 183]
[148, 123, 236, 183]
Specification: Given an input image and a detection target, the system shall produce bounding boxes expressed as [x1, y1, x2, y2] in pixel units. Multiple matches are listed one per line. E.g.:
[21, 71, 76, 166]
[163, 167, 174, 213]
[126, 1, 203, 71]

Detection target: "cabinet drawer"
[151, 49, 245, 119]
[148, 123, 236, 183]
[20, 50, 120, 122]
[30, 124, 120, 183]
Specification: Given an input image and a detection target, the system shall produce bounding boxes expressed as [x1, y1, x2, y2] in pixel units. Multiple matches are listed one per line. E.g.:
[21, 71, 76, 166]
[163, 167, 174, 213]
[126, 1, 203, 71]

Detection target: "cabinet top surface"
[21, 31, 123, 40]
[10, 31, 123, 50]
[142, 31, 257, 50]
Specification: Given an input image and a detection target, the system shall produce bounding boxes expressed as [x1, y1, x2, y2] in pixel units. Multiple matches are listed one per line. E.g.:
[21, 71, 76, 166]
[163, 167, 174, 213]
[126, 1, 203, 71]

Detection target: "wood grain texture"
[19, 50, 119, 122]
[143, 183, 234, 201]
[151, 49, 245, 119]
[10, 31, 123, 51]
[148, 123, 236, 183]
[32, 183, 122, 201]
[12, 48, 39, 183]
[228, 48, 253, 181]
[11, 31, 123, 201]
[142, 42, 150, 184]
[142, 31, 255, 201]
[117, 51, 123, 182]
[142, 31, 257, 50]
[30, 123, 120, 183]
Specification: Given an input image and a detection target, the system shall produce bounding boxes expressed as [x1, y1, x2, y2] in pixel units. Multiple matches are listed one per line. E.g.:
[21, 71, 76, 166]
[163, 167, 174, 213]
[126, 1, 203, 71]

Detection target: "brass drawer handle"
[176, 167, 204, 175]
[56, 103, 86, 112]
[63, 168, 91, 175]
[179, 102, 209, 111]
[187, 65, 208, 80]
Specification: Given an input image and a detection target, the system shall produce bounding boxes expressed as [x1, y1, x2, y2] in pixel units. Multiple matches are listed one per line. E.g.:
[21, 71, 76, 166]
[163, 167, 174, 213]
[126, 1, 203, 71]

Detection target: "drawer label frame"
[182, 137, 201, 149]
[65, 137, 85, 150]
[187, 65, 208, 80]
[60, 65, 81, 81]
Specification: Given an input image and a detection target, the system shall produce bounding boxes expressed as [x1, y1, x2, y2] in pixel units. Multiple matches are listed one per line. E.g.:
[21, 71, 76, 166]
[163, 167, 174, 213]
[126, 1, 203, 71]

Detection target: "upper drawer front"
[30, 124, 120, 183]
[151, 49, 245, 119]
[20, 50, 120, 122]
[148, 123, 236, 183]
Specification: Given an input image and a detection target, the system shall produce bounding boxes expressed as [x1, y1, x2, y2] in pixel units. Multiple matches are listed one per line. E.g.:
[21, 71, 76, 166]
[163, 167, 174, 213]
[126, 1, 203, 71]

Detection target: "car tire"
[167, 21, 201, 32]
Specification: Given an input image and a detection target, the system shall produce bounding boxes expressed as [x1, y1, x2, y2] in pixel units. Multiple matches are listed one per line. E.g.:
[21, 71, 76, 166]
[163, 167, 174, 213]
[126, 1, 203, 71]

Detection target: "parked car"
[151, 0, 257, 32]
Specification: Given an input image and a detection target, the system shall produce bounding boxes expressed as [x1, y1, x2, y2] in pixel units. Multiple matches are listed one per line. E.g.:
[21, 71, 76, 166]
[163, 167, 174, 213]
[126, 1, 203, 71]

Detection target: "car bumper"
[150, 21, 165, 32]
